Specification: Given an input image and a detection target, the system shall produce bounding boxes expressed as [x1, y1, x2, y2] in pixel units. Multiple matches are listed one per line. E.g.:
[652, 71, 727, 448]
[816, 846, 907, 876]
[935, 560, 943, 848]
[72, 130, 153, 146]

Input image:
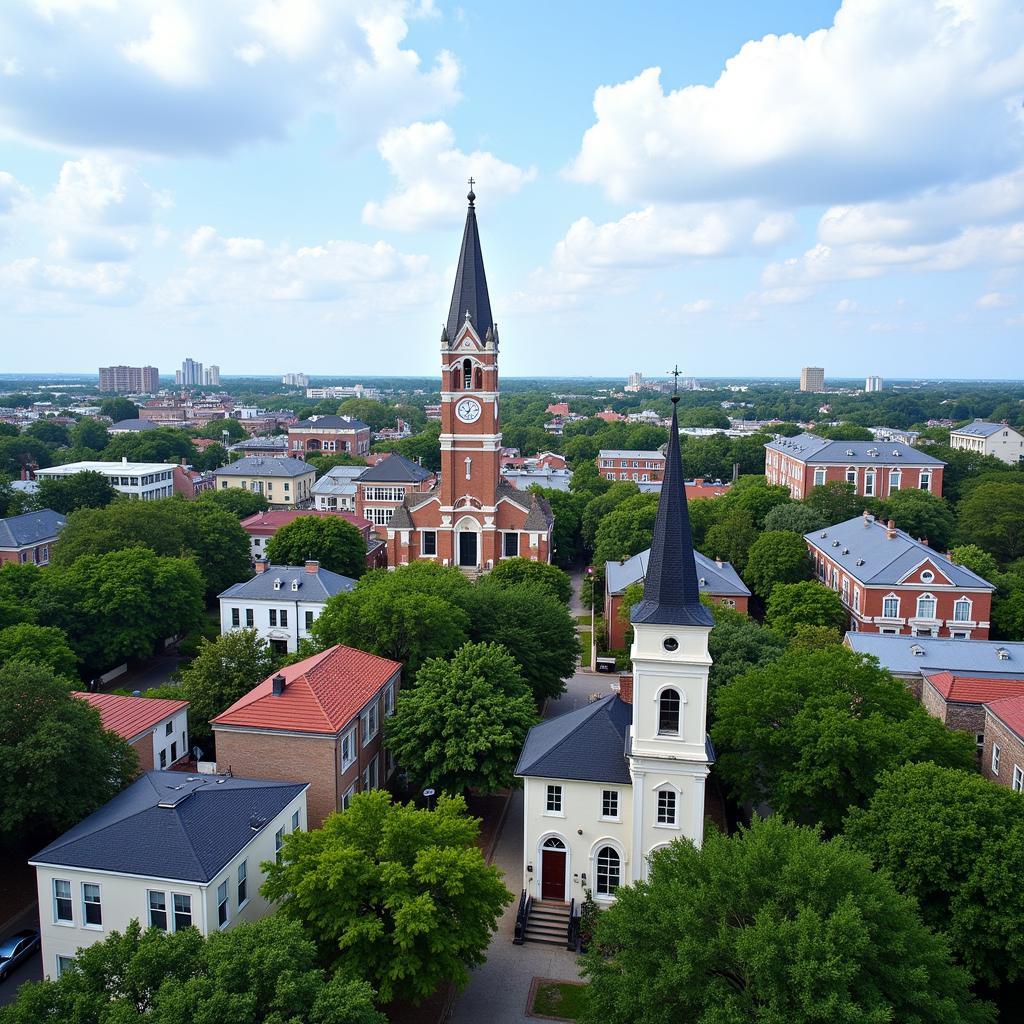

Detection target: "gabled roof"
[516, 694, 632, 784]
[108, 418, 158, 432]
[218, 564, 355, 602]
[845, 634, 1024, 676]
[606, 548, 750, 598]
[805, 516, 994, 590]
[631, 400, 713, 628]
[985, 695, 1024, 739]
[239, 509, 371, 535]
[950, 419, 1019, 438]
[214, 456, 313, 478]
[291, 415, 369, 431]
[765, 432, 945, 466]
[924, 671, 1024, 705]
[212, 644, 400, 735]
[77, 692, 188, 743]
[357, 453, 432, 483]
[598, 450, 665, 460]
[446, 189, 494, 344]
[31, 772, 306, 882]
[0, 508, 66, 549]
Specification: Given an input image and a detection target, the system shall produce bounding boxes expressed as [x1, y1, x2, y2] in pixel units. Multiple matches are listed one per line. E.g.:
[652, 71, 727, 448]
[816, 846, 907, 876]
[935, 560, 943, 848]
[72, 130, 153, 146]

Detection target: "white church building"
[516, 397, 714, 935]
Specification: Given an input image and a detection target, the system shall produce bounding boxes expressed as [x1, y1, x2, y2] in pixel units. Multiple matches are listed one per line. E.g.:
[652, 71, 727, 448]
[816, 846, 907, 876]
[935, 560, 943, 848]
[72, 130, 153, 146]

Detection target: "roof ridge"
[518, 696, 615, 774]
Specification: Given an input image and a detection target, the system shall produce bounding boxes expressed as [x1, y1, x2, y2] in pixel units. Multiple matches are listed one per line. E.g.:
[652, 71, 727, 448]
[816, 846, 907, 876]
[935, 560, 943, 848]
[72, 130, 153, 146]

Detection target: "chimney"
[919, 537, 928, 547]
[122, 456, 128, 464]
[617, 674, 633, 704]
[254, 557, 269, 573]
[305, 559, 319, 574]
[271, 673, 286, 696]
[886, 519, 896, 540]
[715, 557, 724, 569]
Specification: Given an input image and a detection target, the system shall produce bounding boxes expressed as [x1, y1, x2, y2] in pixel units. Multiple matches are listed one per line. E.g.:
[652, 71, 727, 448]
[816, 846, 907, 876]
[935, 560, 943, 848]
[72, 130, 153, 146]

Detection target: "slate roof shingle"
[292, 415, 369, 431]
[446, 191, 494, 343]
[0, 508, 66, 549]
[218, 564, 355, 602]
[606, 548, 750, 598]
[950, 419, 1017, 438]
[214, 456, 314, 478]
[846, 634, 1024, 675]
[357, 453, 433, 483]
[765, 432, 945, 466]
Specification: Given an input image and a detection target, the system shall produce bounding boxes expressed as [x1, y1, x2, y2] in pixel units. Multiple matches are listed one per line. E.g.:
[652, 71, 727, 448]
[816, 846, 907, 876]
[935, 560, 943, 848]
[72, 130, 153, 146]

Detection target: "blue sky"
[1, 0, 1022, 379]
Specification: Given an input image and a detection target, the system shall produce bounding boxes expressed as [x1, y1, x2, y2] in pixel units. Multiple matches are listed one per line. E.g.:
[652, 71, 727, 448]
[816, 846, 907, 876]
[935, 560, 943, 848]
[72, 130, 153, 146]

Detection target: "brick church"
[386, 187, 554, 570]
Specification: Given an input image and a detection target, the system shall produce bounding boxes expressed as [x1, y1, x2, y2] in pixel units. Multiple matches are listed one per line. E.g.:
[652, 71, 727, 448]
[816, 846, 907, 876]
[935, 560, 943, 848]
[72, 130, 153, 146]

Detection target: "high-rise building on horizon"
[625, 371, 644, 392]
[203, 365, 221, 386]
[180, 357, 203, 387]
[865, 375, 883, 392]
[282, 372, 309, 387]
[800, 366, 825, 392]
[98, 365, 159, 394]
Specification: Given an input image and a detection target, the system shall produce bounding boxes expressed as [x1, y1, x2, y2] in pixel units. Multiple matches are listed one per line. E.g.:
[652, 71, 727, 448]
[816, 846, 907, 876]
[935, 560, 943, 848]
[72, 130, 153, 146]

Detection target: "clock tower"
[385, 186, 554, 571]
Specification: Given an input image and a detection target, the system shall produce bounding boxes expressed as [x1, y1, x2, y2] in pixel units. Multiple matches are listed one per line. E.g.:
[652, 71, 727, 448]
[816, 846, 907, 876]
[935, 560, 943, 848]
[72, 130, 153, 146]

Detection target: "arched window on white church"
[595, 846, 620, 897]
[658, 689, 680, 735]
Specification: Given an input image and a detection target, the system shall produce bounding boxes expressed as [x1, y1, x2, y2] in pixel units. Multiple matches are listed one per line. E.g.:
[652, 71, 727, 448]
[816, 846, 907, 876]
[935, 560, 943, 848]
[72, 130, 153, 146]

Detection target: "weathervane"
[669, 364, 682, 401]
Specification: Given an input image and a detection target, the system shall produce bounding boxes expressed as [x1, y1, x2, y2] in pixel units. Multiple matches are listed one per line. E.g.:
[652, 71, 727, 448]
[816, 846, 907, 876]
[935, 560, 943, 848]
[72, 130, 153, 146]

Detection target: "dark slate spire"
[446, 183, 494, 343]
[631, 396, 713, 628]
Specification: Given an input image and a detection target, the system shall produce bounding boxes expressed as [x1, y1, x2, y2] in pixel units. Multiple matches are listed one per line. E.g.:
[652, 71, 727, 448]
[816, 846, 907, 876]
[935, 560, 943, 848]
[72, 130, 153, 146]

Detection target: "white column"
[691, 774, 706, 849]
[630, 768, 646, 883]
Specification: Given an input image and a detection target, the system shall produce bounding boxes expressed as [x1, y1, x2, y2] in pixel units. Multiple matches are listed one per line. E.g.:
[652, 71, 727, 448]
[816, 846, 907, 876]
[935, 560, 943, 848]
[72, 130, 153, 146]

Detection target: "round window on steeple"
[663, 637, 679, 652]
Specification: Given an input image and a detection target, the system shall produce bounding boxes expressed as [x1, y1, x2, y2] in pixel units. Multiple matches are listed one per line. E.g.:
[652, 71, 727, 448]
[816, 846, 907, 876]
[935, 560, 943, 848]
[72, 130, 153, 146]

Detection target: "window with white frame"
[341, 726, 357, 771]
[889, 469, 901, 491]
[362, 754, 378, 792]
[291, 809, 301, 831]
[231, 607, 240, 627]
[545, 784, 563, 814]
[992, 744, 1001, 773]
[953, 597, 972, 622]
[601, 790, 619, 819]
[813, 468, 826, 487]
[148, 890, 167, 931]
[1013, 765, 1024, 792]
[853, 588, 861, 613]
[920, 471, 931, 490]
[367, 507, 393, 526]
[361, 701, 379, 744]
[916, 594, 937, 619]
[56, 955, 75, 977]
[217, 880, 229, 927]
[53, 879, 73, 923]
[275, 828, 285, 863]
[341, 782, 356, 810]
[882, 594, 900, 618]
[658, 689, 681, 735]
[173, 893, 192, 931]
[595, 846, 621, 897]
[237, 861, 248, 907]
[422, 530, 437, 556]
[383, 683, 395, 717]
[656, 788, 677, 826]
[503, 532, 519, 558]
[864, 469, 876, 497]
[846, 468, 857, 484]
[82, 883, 102, 927]
[841, 578, 850, 604]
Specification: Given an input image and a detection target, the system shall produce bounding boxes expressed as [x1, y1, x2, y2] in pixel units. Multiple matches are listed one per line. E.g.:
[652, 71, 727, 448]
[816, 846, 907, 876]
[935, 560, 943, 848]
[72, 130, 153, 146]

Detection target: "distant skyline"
[2, 1, 1023, 378]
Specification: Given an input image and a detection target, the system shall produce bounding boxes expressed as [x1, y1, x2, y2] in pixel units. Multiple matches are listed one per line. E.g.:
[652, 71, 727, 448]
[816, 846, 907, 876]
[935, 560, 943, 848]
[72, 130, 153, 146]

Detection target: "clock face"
[455, 398, 482, 424]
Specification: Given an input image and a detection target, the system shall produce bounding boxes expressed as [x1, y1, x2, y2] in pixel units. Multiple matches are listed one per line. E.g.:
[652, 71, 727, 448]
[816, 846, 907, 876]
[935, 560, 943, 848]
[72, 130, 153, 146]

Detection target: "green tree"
[101, 428, 196, 465]
[36, 471, 117, 515]
[845, 762, 1024, 989]
[580, 481, 639, 550]
[956, 480, 1024, 564]
[533, 487, 585, 566]
[386, 642, 537, 794]
[948, 544, 1000, 582]
[196, 487, 269, 517]
[0, 623, 77, 676]
[705, 604, 787, 716]
[192, 417, 246, 441]
[0, 435, 53, 475]
[712, 645, 976, 831]
[762, 501, 828, 535]
[193, 441, 228, 471]
[0, 916, 385, 1024]
[685, 497, 719, 548]
[34, 548, 205, 676]
[803, 480, 872, 524]
[991, 562, 1024, 639]
[265, 515, 366, 578]
[178, 629, 277, 750]
[26, 420, 70, 447]
[465, 580, 580, 703]
[701, 509, 759, 573]
[743, 530, 812, 598]
[876, 488, 956, 549]
[98, 397, 139, 421]
[0, 660, 137, 845]
[262, 790, 512, 1004]
[592, 493, 659, 566]
[814, 423, 875, 440]
[70, 417, 111, 451]
[581, 816, 992, 1024]
[764, 580, 847, 637]
[305, 451, 367, 477]
[337, 398, 394, 431]
[721, 478, 791, 529]
[486, 556, 573, 603]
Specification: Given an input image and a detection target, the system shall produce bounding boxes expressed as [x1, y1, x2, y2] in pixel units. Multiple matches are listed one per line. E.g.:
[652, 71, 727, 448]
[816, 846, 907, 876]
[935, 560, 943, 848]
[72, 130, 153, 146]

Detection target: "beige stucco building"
[213, 456, 315, 508]
[949, 419, 1024, 465]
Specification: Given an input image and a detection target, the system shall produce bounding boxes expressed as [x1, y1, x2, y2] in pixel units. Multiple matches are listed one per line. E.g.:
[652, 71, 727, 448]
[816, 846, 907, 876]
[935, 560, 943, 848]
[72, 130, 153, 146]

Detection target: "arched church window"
[474, 366, 483, 389]
[596, 846, 620, 896]
[463, 358, 473, 389]
[658, 689, 681, 735]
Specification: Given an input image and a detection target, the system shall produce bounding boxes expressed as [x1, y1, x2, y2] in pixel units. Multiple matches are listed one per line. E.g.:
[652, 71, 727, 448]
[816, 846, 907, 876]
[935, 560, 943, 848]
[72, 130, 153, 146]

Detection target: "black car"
[0, 930, 40, 982]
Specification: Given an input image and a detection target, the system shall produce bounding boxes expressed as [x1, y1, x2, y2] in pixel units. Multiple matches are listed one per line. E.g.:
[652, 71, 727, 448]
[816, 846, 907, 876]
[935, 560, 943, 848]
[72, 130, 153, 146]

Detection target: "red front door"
[541, 849, 566, 901]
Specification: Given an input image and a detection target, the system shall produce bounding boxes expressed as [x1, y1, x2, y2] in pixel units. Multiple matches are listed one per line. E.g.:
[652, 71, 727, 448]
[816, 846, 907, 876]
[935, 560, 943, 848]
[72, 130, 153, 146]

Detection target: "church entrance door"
[540, 838, 567, 901]
[458, 530, 478, 567]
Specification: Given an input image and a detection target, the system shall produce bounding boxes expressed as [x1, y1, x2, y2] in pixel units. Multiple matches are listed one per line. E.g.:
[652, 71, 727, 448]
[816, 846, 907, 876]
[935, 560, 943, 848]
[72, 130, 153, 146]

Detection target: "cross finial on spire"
[669, 364, 682, 403]
[465, 308, 472, 321]
[467, 177, 476, 206]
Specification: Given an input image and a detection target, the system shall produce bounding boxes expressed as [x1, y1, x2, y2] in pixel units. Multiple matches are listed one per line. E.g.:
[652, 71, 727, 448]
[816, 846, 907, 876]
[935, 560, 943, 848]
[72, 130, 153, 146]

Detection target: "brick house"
[211, 645, 400, 827]
[76, 692, 189, 772]
[598, 450, 666, 483]
[0, 508, 65, 565]
[384, 189, 554, 570]
[983, 696, 1024, 791]
[239, 508, 377, 564]
[920, 672, 1024, 756]
[288, 415, 371, 459]
[765, 433, 945, 500]
[604, 548, 750, 649]
[213, 456, 315, 509]
[355, 453, 435, 537]
[806, 514, 994, 638]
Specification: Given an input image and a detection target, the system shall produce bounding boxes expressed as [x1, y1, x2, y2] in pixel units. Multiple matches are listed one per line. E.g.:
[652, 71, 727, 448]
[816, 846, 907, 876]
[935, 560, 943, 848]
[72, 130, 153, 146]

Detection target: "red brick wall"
[133, 734, 154, 773]
[982, 710, 1024, 789]
[605, 590, 747, 649]
[766, 453, 943, 500]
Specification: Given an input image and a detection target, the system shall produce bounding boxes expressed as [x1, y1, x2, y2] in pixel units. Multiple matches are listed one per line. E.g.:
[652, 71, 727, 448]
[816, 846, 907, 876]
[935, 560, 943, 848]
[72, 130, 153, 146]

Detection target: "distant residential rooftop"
[214, 456, 313, 477]
[35, 460, 176, 475]
[950, 419, 1019, 438]
[765, 432, 945, 466]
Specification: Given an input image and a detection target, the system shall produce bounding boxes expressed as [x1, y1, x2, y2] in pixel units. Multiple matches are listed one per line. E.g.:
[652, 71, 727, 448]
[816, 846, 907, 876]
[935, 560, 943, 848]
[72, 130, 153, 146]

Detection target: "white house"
[218, 559, 355, 655]
[31, 772, 308, 979]
[516, 399, 713, 942]
[949, 419, 1024, 464]
[311, 465, 365, 511]
[34, 459, 177, 500]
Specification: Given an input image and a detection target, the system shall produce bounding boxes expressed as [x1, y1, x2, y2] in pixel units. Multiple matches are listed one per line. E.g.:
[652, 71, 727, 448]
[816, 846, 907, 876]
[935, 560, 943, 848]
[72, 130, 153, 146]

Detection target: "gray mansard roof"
[766, 432, 945, 466]
[219, 565, 355, 602]
[214, 456, 313, 478]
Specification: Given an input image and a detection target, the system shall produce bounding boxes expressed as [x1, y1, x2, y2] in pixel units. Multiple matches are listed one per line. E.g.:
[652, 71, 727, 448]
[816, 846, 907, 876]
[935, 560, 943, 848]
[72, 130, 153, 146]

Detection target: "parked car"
[0, 930, 40, 982]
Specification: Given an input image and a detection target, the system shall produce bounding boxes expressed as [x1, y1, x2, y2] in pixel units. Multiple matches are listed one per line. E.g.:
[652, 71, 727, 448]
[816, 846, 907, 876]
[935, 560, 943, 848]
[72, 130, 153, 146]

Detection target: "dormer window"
[273, 578, 282, 590]
[996, 647, 1010, 661]
[291, 580, 299, 592]
[911, 644, 925, 656]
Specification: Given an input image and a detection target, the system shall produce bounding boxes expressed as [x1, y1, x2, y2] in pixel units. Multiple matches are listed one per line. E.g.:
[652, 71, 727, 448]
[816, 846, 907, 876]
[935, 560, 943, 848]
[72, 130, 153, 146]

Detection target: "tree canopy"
[580, 816, 993, 1024]
[486, 556, 573, 604]
[949, 543, 1000, 582]
[0, 623, 77, 677]
[803, 480, 871, 524]
[764, 580, 847, 637]
[195, 487, 269, 518]
[876, 488, 956, 550]
[701, 509, 759, 573]
[264, 515, 366, 578]
[36, 471, 117, 516]
[956, 480, 1024, 564]
[262, 790, 512, 1004]
[386, 642, 537, 794]
[743, 529, 812, 598]
[712, 645, 976, 831]
[761, 501, 828, 535]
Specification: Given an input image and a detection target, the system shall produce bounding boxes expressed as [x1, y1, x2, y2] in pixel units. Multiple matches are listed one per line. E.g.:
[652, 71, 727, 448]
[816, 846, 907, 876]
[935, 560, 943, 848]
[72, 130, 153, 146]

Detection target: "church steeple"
[446, 182, 494, 343]
[631, 394, 713, 628]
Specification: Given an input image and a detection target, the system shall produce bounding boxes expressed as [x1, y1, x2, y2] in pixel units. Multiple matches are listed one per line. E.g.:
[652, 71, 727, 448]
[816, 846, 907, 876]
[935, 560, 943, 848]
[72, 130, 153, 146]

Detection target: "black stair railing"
[566, 897, 580, 951]
[513, 889, 531, 945]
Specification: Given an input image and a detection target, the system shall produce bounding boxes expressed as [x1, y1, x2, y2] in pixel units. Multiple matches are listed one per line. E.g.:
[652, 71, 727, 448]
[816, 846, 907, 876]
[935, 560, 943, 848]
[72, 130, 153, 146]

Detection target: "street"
[0, 907, 41, 1008]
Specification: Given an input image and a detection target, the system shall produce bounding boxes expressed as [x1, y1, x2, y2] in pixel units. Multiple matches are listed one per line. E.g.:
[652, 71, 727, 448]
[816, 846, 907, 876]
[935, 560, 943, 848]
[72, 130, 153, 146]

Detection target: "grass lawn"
[575, 613, 591, 625]
[579, 629, 592, 653]
[532, 980, 588, 1020]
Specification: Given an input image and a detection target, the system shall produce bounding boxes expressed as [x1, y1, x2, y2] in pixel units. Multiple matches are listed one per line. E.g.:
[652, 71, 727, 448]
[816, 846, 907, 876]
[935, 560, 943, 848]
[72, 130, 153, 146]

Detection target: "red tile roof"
[985, 695, 1024, 739]
[77, 692, 188, 743]
[240, 509, 371, 535]
[211, 644, 400, 735]
[925, 671, 1024, 704]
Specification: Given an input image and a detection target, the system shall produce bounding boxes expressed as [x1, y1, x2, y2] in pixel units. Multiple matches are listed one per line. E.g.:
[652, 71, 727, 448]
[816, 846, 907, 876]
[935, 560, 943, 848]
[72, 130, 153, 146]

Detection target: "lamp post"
[586, 566, 596, 672]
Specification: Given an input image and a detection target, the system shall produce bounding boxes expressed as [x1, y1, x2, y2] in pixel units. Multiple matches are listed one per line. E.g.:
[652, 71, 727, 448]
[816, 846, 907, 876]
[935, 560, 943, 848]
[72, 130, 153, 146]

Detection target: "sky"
[1, 0, 1023, 380]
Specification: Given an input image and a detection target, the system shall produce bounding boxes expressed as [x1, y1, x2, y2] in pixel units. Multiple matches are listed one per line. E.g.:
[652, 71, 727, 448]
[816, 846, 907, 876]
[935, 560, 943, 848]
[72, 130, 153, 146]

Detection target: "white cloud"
[362, 121, 536, 230]
[835, 298, 858, 313]
[0, 257, 142, 304]
[569, 0, 1024, 206]
[0, 172, 30, 215]
[680, 298, 713, 314]
[1, 1, 461, 154]
[977, 291, 1016, 308]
